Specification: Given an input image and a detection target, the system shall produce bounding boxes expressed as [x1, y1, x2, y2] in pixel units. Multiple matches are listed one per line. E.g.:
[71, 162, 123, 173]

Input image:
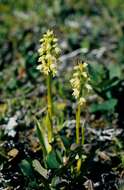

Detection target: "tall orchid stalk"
[37, 30, 61, 143]
[70, 62, 92, 145]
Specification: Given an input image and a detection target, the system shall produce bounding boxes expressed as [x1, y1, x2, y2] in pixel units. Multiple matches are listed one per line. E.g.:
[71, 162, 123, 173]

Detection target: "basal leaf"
[90, 98, 117, 113]
[33, 159, 48, 179]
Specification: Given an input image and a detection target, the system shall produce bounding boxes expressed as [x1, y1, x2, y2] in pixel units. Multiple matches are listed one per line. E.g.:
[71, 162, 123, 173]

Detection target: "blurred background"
[1, 1, 124, 189]
[1, 0, 124, 91]
[1, 0, 124, 125]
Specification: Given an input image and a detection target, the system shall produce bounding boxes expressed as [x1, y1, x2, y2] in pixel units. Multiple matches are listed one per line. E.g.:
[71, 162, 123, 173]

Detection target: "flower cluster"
[37, 30, 61, 76]
[70, 62, 92, 106]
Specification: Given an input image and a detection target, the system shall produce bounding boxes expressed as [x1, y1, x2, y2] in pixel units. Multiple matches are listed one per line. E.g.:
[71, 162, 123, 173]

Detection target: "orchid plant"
[37, 30, 61, 143]
[36, 30, 92, 175]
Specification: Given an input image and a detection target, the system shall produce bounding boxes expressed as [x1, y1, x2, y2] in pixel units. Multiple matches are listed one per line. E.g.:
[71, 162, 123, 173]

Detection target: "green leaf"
[19, 159, 33, 178]
[61, 135, 70, 148]
[107, 64, 121, 79]
[88, 63, 105, 84]
[90, 98, 117, 113]
[33, 159, 48, 179]
[55, 150, 63, 164]
[7, 78, 17, 90]
[35, 118, 52, 155]
[51, 176, 61, 189]
[46, 151, 61, 169]
[81, 37, 90, 49]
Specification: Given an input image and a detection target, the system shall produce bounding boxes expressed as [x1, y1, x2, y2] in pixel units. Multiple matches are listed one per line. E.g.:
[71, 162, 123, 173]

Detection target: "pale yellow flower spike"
[37, 30, 61, 76]
[70, 61, 92, 105]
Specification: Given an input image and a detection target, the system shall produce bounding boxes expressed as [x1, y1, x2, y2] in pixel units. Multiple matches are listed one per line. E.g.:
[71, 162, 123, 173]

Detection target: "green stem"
[76, 103, 81, 173]
[81, 120, 85, 145]
[47, 73, 53, 117]
[77, 158, 81, 173]
[47, 73, 53, 142]
[76, 103, 81, 144]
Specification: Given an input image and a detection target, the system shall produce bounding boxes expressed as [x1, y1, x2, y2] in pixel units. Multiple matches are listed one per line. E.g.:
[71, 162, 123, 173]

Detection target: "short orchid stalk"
[70, 61, 92, 173]
[70, 62, 92, 145]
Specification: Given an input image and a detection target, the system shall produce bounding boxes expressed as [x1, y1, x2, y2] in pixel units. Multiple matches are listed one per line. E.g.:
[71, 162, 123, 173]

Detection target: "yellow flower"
[72, 89, 80, 99]
[79, 97, 86, 106]
[85, 84, 92, 92]
[37, 30, 61, 76]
